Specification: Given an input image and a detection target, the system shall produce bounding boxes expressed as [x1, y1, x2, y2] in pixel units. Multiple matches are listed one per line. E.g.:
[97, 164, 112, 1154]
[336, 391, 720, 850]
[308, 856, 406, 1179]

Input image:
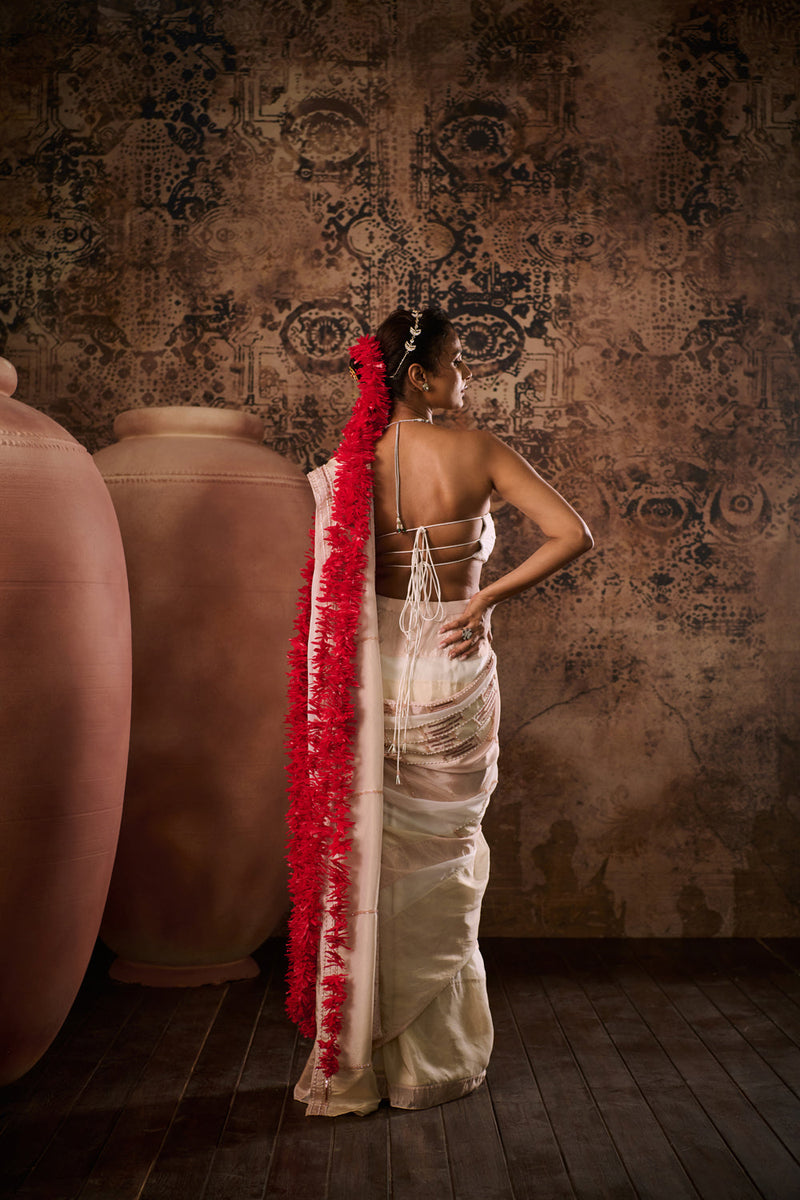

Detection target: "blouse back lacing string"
[377, 419, 487, 782]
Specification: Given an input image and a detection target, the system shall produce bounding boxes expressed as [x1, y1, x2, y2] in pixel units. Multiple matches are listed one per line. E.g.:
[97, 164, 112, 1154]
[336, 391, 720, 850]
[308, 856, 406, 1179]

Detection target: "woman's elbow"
[549, 520, 594, 559]
[565, 521, 593, 557]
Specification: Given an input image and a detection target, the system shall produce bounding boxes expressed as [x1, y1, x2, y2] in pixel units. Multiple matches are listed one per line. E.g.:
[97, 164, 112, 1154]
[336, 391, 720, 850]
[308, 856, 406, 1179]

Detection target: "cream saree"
[293, 461, 499, 1116]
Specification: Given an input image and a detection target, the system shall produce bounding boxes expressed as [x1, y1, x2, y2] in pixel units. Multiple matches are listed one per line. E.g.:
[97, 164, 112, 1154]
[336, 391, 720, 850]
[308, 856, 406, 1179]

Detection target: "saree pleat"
[293, 464, 499, 1116]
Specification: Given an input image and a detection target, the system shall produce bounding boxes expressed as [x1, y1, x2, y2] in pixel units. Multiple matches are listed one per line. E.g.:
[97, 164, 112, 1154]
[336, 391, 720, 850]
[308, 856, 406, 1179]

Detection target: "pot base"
[109, 955, 260, 987]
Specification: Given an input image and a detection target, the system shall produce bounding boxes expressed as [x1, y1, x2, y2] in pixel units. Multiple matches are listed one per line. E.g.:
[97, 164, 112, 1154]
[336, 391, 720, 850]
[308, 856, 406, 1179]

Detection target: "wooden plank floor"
[1, 939, 799, 1199]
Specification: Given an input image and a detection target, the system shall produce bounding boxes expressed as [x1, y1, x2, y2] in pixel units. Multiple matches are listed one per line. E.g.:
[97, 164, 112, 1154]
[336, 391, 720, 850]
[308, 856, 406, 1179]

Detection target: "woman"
[286, 307, 592, 1117]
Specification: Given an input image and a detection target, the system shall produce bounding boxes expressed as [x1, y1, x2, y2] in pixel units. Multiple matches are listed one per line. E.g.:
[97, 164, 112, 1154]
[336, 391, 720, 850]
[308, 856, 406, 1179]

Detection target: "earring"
[422, 382, 431, 391]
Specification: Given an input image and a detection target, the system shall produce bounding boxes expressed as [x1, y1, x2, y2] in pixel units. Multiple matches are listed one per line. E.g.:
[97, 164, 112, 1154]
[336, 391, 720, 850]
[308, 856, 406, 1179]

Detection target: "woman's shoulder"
[427, 423, 505, 461]
[427, 422, 498, 446]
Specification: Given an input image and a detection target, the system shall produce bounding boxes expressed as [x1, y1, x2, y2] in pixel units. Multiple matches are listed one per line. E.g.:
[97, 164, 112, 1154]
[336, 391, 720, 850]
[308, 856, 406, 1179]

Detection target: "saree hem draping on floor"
[375, 1071, 487, 1110]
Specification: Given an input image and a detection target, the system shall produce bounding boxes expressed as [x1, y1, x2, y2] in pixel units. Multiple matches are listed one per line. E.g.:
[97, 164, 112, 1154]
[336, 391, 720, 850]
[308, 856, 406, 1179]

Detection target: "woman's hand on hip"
[438, 596, 494, 658]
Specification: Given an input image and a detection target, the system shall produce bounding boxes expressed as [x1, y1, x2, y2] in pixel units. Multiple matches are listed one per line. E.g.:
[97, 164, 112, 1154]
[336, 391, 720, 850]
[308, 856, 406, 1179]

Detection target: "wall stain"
[733, 801, 800, 936]
[677, 884, 723, 937]
[527, 819, 626, 936]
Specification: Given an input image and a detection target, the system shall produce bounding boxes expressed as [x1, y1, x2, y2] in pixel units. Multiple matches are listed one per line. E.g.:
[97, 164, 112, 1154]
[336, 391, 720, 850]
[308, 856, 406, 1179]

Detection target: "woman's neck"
[389, 398, 433, 423]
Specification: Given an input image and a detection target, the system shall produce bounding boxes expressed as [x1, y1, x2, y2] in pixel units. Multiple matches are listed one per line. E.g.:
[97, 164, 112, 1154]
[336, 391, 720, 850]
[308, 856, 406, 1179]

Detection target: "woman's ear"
[407, 362, 427, 392]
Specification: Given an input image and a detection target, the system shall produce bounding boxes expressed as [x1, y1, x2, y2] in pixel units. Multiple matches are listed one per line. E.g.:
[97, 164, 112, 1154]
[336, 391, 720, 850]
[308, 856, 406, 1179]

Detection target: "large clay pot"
[0, 358, 131, 1085]
[94, 406, 314, 985]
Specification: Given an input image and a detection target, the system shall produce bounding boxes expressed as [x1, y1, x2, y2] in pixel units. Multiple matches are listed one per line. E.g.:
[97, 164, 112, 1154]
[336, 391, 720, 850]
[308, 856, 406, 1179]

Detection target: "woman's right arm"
[439, 431, 593, 655]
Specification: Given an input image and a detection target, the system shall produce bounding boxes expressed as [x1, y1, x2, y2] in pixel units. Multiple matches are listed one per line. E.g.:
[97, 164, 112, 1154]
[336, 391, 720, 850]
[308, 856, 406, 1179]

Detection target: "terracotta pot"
[94, 406, 314, 985]
[0, 358, 131, 1085]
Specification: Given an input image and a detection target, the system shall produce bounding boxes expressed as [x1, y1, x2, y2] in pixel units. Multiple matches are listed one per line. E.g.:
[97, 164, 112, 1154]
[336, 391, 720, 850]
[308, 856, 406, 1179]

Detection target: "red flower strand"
[285, 335, 392, 1078]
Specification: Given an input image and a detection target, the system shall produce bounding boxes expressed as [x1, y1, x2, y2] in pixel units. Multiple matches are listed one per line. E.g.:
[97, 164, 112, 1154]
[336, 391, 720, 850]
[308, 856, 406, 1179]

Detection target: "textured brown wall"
[1, 0, 798, 935]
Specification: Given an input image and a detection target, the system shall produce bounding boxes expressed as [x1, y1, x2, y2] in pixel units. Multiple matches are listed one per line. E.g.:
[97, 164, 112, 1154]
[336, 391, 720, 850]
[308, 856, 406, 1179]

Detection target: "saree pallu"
[294, 461, 499, 1116]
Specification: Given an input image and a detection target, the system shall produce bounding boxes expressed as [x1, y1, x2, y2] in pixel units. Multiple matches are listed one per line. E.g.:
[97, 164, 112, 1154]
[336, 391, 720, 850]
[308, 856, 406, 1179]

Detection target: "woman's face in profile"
[425, 328, 472, 411]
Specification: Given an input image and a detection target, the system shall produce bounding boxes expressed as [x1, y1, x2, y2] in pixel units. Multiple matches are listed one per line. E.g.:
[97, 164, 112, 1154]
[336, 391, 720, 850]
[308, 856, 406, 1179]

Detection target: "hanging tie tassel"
[390, 526, 444, 783]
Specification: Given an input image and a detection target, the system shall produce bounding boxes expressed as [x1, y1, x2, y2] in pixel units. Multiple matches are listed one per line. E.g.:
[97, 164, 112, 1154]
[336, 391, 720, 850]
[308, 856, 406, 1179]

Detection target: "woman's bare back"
[372, 422, 493, 600]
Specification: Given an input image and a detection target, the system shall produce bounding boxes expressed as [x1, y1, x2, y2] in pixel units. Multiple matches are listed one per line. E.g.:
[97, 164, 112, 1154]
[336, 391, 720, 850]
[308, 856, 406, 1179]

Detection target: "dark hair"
[369, 307, 454, 394]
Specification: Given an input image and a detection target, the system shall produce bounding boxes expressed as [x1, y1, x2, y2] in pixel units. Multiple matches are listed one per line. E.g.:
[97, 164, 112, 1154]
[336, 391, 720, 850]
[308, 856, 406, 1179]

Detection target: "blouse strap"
[379, 536, 480, 556]
[394, 421, 404, 532]
[375, 512, 486, 540]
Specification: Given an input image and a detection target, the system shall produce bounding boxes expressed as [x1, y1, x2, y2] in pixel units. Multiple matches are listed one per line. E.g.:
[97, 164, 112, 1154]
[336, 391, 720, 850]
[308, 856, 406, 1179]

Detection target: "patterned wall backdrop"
[1, 0, 798, 935]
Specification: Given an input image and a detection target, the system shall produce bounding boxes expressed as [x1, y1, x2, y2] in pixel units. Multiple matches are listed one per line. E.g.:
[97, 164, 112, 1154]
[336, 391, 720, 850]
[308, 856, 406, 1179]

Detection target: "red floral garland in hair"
[285, 334, 392, 1079]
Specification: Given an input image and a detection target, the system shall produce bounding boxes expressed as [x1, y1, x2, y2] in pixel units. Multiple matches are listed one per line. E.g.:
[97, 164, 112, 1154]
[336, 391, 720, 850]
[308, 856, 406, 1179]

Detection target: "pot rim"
[113, 405, 265, 443]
